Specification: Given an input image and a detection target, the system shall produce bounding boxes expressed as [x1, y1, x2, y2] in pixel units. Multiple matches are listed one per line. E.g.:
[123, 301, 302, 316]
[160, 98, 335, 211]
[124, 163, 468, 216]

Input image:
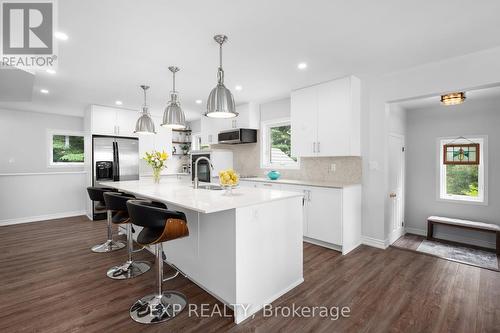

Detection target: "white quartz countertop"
[239, 177, 360, 189]
[100, 178, 303, 214]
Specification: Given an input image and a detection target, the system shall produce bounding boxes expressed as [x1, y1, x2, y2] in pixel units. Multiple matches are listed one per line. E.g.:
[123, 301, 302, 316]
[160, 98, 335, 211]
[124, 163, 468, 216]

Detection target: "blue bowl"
[267, 170, 281, 180]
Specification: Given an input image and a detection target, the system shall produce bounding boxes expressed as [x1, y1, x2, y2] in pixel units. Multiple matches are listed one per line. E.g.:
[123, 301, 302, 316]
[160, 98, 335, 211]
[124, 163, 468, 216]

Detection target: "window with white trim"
[261, 119, 299, 169]
[48, 130, 85, 166]
[439, 137, 485, 203]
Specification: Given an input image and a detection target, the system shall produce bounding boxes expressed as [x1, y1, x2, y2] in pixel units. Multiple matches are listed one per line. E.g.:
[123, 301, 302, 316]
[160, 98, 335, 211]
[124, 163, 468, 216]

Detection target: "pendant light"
[134, 85, 156, 135]
[205, 34, 238, 118]
[161, 66, 186, 129]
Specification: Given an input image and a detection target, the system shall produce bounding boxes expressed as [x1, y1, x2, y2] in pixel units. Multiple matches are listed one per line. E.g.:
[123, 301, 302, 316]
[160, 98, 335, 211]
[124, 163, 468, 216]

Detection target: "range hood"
[218, 128, 257, 144]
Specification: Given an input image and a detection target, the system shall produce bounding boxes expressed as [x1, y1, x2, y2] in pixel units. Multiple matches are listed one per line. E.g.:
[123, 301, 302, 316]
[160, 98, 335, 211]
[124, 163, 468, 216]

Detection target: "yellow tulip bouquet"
[144, 150, 169, 183]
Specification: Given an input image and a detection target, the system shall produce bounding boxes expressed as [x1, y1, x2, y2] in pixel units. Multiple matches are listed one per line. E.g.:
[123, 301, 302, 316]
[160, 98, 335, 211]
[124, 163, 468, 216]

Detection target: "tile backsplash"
[211, 143, 362, 184]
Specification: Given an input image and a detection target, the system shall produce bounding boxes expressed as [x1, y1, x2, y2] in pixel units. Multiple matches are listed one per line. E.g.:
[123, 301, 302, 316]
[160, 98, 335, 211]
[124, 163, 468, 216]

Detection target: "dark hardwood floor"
[1, 217, 499, 332]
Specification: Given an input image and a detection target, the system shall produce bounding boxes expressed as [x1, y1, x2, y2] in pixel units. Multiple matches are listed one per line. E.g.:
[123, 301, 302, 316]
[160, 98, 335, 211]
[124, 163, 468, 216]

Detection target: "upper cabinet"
[199, 102, 260, 145]
[291, 76, 360, 157]
[85, 105, 139, 137]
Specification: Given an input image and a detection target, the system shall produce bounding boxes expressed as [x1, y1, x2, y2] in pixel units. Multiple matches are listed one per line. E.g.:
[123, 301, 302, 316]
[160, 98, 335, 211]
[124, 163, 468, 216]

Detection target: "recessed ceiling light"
[54, 31, 68, 41]
[235, 85, 243, 91]
[115, 100, 123, 106]
[441, 92, 466, 106]
[40, 89, 49, 94]
[195, 99, 202, 104]
[297, 62, 308, 70]
[46, 69, 56, 75]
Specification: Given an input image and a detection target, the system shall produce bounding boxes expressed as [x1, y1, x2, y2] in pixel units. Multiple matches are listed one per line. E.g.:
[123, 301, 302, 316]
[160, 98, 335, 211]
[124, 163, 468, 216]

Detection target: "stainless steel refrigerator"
[92, 135, 139, 219]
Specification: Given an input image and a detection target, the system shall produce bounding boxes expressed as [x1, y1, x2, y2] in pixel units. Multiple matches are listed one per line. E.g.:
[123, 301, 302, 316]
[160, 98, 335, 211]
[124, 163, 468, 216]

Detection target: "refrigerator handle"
[113, 141, 120, 181]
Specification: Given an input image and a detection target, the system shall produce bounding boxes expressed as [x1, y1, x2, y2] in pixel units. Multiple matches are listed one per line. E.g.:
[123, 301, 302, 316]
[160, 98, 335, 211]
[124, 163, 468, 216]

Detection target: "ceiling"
[396, 85, 500, 110]
[1, 0, 500, 120]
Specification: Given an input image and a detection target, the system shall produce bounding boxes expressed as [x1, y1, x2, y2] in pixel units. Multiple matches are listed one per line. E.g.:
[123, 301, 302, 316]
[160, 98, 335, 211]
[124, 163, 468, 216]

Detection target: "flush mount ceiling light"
[234, 85, 242, 91]
[195, 99, 203, 104]
[40, 89, 49, 94]
[441, 92, 466, 106]
[134, 85, 156, 135]
[115, 100, 123, 106]
[46, 69, 56, 75]
[161, 66, 186, 129]
[297, 62, 308, 70]
[54, 31, 68, 41]
[205, 34, 238, 119]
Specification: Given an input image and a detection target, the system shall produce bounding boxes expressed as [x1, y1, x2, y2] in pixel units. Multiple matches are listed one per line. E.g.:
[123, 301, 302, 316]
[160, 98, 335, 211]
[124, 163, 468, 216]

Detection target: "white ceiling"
[396, 85, 500, 110]
[2, 0, 500, 120]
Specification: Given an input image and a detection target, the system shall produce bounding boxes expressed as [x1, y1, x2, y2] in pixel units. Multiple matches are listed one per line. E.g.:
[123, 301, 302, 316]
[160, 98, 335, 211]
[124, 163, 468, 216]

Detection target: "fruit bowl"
[219, 169, 239, 195]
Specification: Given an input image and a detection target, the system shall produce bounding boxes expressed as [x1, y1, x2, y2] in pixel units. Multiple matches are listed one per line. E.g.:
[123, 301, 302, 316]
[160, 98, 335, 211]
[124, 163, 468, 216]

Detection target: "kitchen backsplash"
[210, 142, 362, 184]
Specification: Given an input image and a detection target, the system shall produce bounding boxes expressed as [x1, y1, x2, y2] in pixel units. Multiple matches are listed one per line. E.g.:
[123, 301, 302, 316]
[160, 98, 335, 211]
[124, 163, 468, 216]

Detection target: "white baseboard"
[0, 210, 87, 226]
[303, 236, 342, 252]
[361, 236, 388, 249]
[405, 226, 496, 249]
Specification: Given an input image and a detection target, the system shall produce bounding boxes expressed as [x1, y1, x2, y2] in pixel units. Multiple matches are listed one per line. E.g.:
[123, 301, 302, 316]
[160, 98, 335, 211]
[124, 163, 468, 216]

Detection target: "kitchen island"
[100, 177, 304, 324]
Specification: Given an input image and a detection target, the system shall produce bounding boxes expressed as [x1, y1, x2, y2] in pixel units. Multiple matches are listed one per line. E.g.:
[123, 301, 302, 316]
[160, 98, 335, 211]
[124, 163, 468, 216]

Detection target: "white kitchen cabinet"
[86, 105, 139, 137]
[240, 179, 362, 255]
[291, 76, 360, 157]
[305, 186, 342, 245]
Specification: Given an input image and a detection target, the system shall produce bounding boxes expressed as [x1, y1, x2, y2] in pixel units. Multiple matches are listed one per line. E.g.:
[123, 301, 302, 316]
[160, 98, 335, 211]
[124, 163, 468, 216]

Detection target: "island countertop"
[99, 178, 303, 214]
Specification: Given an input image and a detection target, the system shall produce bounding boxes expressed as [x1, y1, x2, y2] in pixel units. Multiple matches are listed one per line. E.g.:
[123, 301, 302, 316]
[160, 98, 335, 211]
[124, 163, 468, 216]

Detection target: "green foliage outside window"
[53, 135, 84, 163]
[446, 164, 478, 197]
[270, 125, 297, 162]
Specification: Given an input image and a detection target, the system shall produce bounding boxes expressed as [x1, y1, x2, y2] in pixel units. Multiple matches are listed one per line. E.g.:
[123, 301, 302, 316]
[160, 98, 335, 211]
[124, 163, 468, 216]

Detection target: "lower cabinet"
[240, 180, 361, 254]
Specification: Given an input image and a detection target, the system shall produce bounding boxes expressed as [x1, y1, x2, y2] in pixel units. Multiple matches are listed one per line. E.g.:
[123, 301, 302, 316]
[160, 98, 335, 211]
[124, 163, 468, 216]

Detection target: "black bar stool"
[126, 200, 189, 324]
[86, 186, 125, 253]
[103, 192, 152, 280]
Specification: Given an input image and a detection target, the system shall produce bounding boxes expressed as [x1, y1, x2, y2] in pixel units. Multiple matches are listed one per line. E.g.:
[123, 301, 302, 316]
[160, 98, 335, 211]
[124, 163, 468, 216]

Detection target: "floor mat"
[417, 239, 498, 270]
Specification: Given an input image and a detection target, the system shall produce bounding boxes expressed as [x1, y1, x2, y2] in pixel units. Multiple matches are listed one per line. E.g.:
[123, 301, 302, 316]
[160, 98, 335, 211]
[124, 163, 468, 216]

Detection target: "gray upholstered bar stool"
[86, 186, 125, 253]
[126, 200, 189, 324]
[103, 192, 151, 279]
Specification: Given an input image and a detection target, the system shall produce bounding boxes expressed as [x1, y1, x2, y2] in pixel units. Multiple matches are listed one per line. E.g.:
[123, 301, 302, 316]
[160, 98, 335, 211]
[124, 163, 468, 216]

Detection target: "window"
[439, 137, 486, 204]
[261, 119, 299, 169]
[48, 130, 85, 166]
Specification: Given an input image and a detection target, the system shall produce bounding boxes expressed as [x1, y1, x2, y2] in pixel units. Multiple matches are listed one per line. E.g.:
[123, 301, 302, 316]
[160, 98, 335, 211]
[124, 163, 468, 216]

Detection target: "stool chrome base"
[91, 240, 125, 253]
[107, 260, 151, 280]
[130, 292, 187, 324]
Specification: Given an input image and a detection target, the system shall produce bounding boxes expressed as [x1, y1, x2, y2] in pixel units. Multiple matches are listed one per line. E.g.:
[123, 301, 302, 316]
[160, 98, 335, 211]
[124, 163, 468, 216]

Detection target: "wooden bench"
[427, 216, 500, 254]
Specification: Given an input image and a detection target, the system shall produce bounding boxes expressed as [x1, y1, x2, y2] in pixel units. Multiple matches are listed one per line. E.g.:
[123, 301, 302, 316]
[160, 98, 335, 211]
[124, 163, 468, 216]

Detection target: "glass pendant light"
[205, 34, 238, 118]
[161, 66, 186, 129]
[134, 85, 156, 135]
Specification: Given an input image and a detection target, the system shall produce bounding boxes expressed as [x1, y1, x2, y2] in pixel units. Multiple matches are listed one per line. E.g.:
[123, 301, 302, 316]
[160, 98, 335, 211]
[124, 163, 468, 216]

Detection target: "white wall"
[0, 108, 87, 225]
[260, 98, 290, 121]
[404, 97, 499, 248]
[361, 45, 500, 247]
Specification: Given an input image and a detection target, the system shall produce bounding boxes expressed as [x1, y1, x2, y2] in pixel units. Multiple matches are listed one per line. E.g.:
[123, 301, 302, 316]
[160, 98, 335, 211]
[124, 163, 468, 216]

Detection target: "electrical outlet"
[329, 163, 336, 173]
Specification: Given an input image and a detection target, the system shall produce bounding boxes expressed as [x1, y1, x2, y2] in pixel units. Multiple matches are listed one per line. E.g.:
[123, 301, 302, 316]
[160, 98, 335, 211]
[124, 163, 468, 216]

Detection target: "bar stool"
[126, 200, 189, 324]
[103, 192, 152, 279]
[86, 186, 125, 253]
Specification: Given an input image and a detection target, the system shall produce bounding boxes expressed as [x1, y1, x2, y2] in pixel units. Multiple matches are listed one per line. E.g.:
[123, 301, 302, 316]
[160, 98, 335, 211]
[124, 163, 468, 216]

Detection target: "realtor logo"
[2, 1, 53, 54]
[1, 0, 57, 69]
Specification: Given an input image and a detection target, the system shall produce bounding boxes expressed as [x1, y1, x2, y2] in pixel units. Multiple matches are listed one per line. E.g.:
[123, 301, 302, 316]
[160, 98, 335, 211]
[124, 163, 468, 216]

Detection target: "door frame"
[388, 133, 406, 244]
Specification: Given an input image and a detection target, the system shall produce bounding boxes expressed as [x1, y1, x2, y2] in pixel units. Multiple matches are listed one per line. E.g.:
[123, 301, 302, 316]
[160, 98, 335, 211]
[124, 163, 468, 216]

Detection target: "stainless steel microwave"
[218, 128, 257, 144]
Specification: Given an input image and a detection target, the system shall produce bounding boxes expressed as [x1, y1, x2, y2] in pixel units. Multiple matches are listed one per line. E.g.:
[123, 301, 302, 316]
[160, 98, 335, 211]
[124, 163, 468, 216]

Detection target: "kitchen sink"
[197, 184, 223, 190]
